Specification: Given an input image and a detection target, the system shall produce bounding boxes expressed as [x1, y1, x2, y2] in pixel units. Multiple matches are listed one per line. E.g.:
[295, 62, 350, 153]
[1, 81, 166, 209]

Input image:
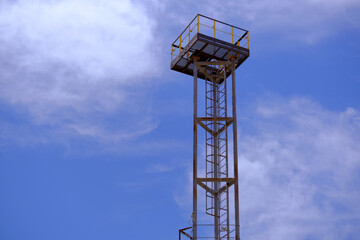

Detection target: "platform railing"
[171, 14, 249, 62]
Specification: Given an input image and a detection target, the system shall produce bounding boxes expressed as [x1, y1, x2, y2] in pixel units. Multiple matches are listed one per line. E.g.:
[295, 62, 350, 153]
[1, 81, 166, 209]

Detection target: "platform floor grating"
[170, 33, 250, 81]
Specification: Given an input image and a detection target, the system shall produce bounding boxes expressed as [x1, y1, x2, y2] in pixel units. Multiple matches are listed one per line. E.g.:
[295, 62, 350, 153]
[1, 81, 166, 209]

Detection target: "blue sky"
[0, 0, 360, 239]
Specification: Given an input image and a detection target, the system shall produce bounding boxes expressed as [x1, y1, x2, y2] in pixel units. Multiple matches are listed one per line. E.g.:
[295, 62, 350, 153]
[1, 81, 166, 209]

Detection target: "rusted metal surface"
[230, 57, 240, 240]
[171, 14, 249, 240]
[180, 59, 242, 240]
[170, 33, 249, 81]
[192, 57, 198, 240]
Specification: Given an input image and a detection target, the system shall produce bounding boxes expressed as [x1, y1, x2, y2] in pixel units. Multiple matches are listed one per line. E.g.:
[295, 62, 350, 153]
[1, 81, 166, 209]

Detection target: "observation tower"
[170, 14, 250, 240]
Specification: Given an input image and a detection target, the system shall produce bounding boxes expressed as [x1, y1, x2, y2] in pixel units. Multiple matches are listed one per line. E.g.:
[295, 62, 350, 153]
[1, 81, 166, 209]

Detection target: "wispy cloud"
[174, 96, 360, 239]
[238, 96, 360, 239]
[0, 0, 160, 141]
[146, 163, 175, 173]
[166, 0, 360, 43]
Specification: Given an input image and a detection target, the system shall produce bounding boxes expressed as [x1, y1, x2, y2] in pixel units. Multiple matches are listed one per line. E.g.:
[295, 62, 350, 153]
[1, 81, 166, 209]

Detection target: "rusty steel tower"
[170, 15, 250, 240]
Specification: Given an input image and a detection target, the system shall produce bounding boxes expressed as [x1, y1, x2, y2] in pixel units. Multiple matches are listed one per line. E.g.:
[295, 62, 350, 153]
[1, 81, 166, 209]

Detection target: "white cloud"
[0, 0, 160, 140]
[236, 0, 360, 43]
[174, 96, 360, 239]
[0, 0, 157, 81]
[238, 96, 360, 239]
[165, 0, 360, 43]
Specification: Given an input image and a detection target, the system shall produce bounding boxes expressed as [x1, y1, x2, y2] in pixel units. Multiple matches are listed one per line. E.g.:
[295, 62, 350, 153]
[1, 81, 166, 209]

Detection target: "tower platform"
[170, 14, 250, 81]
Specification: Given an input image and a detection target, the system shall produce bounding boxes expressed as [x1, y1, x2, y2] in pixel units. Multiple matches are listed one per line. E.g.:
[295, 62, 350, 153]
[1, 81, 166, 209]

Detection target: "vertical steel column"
[224, 69, 230, 240]
[231, 57, 240, 240]
[193, 58, 198, 240]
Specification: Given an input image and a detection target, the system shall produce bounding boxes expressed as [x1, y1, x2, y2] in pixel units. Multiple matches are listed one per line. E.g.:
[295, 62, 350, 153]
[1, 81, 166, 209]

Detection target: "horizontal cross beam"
[197, 117, 233, 122]
[196, 118, 233, 137]
[196, 178, 236, 197]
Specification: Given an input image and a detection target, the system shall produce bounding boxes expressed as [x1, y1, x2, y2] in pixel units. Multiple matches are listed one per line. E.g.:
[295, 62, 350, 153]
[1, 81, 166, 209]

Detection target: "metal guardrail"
[171, 14, 250, 62]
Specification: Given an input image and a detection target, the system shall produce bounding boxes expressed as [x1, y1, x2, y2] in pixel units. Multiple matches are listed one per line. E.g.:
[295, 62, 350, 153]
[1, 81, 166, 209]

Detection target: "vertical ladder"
[205, 71, 230, 240]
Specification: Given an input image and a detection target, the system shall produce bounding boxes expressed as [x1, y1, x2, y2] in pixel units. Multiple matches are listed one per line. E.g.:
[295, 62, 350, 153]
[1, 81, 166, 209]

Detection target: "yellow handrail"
[197, 15, 199, 33]
[213, 20, 216, 38]
[246, 32, 249, 49]
[171, 45, 174, 61]
[231, 27, 234, 44]
[171, 14, 249, 61]
[188, 25, 191, 43]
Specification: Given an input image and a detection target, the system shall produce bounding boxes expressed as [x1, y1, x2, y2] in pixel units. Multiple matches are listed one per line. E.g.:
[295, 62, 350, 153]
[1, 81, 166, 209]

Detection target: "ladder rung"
[206, 143, 218, 148]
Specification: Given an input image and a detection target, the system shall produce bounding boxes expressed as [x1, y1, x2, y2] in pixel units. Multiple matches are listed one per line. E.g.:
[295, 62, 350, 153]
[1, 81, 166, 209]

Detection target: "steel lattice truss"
[171, 14, 249, 240]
